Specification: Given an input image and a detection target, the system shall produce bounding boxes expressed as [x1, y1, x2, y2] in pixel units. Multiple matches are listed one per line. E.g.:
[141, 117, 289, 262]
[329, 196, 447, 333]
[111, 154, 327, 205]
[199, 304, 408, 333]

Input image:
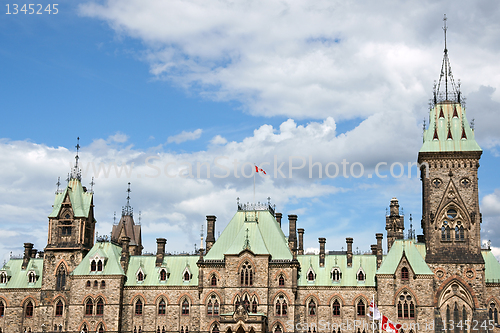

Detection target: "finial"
[113, 211, 117, 224]
[69, 137, 82, 181]
[443, 14, 448, 53]
[470, 118, 475, 131]
[243, 228, 251, 250]
[90, 177, 95, 194]
[55, 177, 61, 194]
[75, 137, 80, 168]
[138, 211, 141, 225]
[200, 224, 204, 251]
[122, 182, 133, 216]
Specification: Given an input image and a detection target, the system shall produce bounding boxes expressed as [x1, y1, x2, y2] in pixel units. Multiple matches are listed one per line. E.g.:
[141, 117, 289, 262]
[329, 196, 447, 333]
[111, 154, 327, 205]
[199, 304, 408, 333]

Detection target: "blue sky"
[1, 0, 500, 262]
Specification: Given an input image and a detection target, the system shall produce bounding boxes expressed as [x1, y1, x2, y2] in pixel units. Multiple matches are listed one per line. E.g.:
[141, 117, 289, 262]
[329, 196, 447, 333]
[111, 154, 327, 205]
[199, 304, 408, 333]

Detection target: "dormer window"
[357, 267, 365, 282]
[28, 271, 36, 283]
[97, 260, 103, 272]
[306, 267, 316, 282]
[159, 269, 168, 282]
[0, 272, 7, 284]
[331, 268, 341, 282]
[89, 255, 107, 273]
[91, 261, 97, 272]
[182, 267, 192, 282]
[137, 271, 144, 282]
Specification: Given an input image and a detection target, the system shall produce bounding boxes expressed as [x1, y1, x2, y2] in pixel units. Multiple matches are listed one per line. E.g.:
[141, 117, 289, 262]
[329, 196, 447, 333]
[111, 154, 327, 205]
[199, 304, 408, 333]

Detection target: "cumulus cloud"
[210, 135, 227, 145]
[167, 129, 203, 144]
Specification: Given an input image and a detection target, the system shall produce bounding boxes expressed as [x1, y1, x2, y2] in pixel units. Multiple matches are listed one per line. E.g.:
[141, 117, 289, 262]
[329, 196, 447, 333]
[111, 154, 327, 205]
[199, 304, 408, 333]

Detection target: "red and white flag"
[381, 315, 401, 333]
[369, 299, 381, 320]
[255, 166, 266, 175]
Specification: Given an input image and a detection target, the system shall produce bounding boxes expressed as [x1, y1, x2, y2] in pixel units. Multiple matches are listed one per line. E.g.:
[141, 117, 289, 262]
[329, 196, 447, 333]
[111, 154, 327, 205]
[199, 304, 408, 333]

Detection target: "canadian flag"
[369, 300, 381, 320]
[255, 166, 266, 174]
[381, 315, 402, 333]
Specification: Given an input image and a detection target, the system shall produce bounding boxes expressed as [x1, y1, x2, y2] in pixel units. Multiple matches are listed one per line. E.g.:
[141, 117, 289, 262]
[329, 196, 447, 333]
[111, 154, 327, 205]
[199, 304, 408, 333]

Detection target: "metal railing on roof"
[237, 201, 275, 216]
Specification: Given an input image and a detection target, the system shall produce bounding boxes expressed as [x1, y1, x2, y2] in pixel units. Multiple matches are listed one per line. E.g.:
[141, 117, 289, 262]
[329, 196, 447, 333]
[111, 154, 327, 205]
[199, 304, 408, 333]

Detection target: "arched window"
[441, 226, 446, 240]
[0, 301, 4, 317]
[275, 295, 287, 316]
[25, 300, 34, 317]
[332, 269, 341, 282]
[0, 273, 6, 284]
[398, 292, 414, 319]
[137, 271, 144, 282]
[211, 275, 217, 286]
[214, 299, 220, 315]
[308, 299, 316, 316]
[55, 300, 63, 316]
[182, 299, 189, 315]
[240, 262, 253, 286]
[101, 280, 106, 289]
[308, 270, 315, 281]
[242, 295, 250, 311]
[357, 271, 365, 281]
[158, 299, 166, 315]
[207, 300, 213, 315]
[184, 271, 190, 281]
[252, 299, 257, 313]
[446, 226, 451, 240]
[96, 298, 104, 316]
[332, 299, 341, 316]
[275, 325, 282, 333]
[160, 269, 167, 281]
[85, 299, 93, 316]
[180, 327, 184, 333]
[357, 300, 365, 316]
[489, 303, 498, 325]
[212, 324, 220, 333]
[56, 265, 66, 291]
[86, 280, 91, 288]
[97, 260, 103, 271]
[460, 225, 465, 240]
[98, 324, 104, 333]
[401, 267, 409, 280]
[279, 275, 285, 286]
[81, 324, 88, 333]
[462, 306, 467, 332]
[91, 260, 97, 272]
[135, 299, 143, 316]
[28, 272, 36, 283]
[163, 327, 166, 333]
[94, 280, 98, 288]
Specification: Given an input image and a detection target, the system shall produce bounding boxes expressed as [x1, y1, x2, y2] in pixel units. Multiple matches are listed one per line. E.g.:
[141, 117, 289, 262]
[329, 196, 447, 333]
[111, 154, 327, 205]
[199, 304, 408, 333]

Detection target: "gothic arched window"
[240, 262, 253, 286]
[182, 299, 190, 315]
[158, 299, 166, 315]
[98, 324, 104, 333]
[135, 299, 143, 316]
[279, 274, 285, 286]
[401, 267, 409, 280]
[207, 300, 213, 315]
[96, 298, 104, 316]
[212, 324, 220, 333]
[28, 272, 36, 283]
[55, 300, 63, 317]
[0, 301, 4, 317]
[214, 299, 219, 315]
[56, 265, 66, 291]
[85, 299, 93, 316]
[91, 260, 97, 272]
[211, 274, 217, 286]
[308, 299, 316, 316]
[160, 269, 167, 281]
[332, 268, 341, 282]
[275, 295, 287, 316]
[357, 271, 365, 281]
[184, 271, 190, 282]
[308, 270, 315, 281]
[252, 299, 257, 313]
[97, 260, 103, 271]
[357, 300, 365, 316]
[25, 300, 34, 317]
[332, 299, 341, 316]
[101, 280, 106, 289]
[397, 292, 414, 319]
[0, 273, 6, 284]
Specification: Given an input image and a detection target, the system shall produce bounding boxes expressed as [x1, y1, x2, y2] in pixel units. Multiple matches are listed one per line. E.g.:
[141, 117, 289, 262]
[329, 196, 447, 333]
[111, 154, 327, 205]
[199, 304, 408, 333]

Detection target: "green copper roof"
[204, 210, 292, 260]
[125, 255, 199, 287]
[420, 102, 482, 153]
[297, 254, 377, 287]
[49, 179, 93, 218]
[0, 258, 43, 289]
[72, 242, 125, 276]
[377, 240, 433, 275]
[482, 250, 500, 282]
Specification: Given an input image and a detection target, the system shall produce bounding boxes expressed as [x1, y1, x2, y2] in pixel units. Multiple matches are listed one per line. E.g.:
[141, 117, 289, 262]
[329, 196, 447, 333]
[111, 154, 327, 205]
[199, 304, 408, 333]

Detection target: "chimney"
[22, 243, 34, 269]
[297, 228, 305, 255]
[319, 238, 326, 267]
[206, 215, 216, 252]
[288, 215, 297, 253]
[156, 238, 167, 267]
[376, 233, 383, 269]
[417, 235, 425, 243]
[346, 238, 353, 267]
[371, 245, 377, 255]
[275, 213, 282, 227]
[120, 236, 130, 273]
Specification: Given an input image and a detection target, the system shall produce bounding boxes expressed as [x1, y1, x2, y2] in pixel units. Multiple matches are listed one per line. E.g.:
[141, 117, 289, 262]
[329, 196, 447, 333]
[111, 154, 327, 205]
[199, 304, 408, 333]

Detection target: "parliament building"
[1, 30, 500, 333]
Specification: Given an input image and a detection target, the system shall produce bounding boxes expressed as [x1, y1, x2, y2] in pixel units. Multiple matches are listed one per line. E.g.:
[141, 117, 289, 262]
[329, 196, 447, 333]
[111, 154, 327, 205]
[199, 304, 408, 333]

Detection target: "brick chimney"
[376, 233, 383, 269]
[206, 215, 216, 252]
[297, 228, 305, 255]
[319, 238, 326, 267]
[156, 238, 166, 267]
[22, 243, 34, 269]
[120, 236, 130, 273]
[30, 249, 38, 258]
[288, 215, 297, 253]
[275, 213, 282, 227]
[346, 238, 353, 267]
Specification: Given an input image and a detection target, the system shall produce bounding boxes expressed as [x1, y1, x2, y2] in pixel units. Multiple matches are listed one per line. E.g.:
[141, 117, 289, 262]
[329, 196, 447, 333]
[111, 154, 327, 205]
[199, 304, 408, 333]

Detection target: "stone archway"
[236, 326, 245, 333]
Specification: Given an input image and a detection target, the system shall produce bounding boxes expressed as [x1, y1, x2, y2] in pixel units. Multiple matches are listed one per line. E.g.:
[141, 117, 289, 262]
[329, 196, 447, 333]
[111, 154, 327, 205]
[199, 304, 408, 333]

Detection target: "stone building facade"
[1, 34, 500, 333]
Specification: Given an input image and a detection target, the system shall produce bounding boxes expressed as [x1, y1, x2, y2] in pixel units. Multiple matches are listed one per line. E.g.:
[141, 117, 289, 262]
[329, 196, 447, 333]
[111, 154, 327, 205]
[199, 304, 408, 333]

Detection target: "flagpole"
[253, 166, 256, 204]
[372, 295, 375, 333]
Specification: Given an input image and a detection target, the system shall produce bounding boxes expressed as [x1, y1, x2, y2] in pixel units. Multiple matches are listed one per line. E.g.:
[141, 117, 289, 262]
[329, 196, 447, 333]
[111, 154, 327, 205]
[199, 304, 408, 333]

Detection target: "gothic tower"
[418, 16, 486, 331]
[385, 197, 404, 252]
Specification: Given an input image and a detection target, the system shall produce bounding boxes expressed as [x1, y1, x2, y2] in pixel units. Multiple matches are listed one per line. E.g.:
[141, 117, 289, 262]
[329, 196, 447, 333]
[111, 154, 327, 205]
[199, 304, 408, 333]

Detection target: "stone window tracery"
[56, 265, 66, 291]
[240, 262, 253, 286]
[397, 292, 415, 319]
[275, 295, 287, 316]
[489, 303, 498, 325]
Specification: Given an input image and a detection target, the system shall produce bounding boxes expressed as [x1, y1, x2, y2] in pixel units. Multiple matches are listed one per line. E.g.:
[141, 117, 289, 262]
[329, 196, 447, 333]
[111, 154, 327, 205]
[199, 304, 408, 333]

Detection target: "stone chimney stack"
[319, 238, 326, 267]
[275, 213, 282, 227]
[156, 238, 166, 267]
[120, 236, 130, 273]
[386, 197, 405, 252]
[22, 243, 34, 269]
[346, 237, 353, 267]
[206, 215, 216, 252]
[288, 215, 297, 253]
[297, 228, 305, 255]
[376, 233, 383, 269]
[30, 249, 38, 258]
[371, 244, 377, 255]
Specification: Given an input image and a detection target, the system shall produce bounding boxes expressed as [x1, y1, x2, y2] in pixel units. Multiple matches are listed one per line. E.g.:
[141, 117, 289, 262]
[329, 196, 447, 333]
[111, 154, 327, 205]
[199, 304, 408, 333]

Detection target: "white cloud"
[109, 132, 128, 143]
[167, 129, 203, 144]
[210, 135, 227, 145]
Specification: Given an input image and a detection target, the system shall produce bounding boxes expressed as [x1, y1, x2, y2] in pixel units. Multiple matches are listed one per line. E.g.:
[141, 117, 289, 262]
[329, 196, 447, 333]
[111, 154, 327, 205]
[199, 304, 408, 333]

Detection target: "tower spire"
[122, 182, 133, 216]
[434, 14, 461, 105]
[70, 137, 82, 181]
